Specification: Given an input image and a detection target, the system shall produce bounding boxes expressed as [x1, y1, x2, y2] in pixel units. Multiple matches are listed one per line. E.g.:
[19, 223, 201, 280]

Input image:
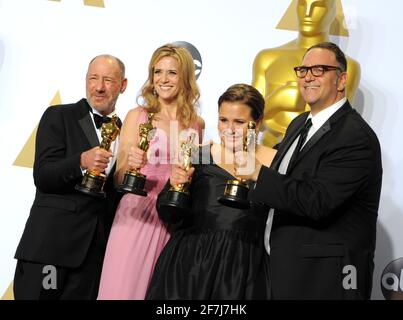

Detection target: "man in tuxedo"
[13, 54, 127, 299]
[247, 42, 382, 299]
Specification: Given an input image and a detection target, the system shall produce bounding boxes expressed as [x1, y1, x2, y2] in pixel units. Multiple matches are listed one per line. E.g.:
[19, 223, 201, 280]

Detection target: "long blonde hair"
[140, 44, 200, 128]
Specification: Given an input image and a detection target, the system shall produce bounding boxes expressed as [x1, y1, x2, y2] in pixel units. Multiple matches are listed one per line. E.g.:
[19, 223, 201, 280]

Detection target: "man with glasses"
[251, 1, 361, 148]
[244, 42, 382, 299]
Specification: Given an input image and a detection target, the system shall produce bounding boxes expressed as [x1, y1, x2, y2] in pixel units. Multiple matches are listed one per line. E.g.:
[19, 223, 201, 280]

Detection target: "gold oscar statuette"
[218, 121, 256, 209]
[159, 133, 196, 217]
[118, 112, 155, 196]
[252, 0, 360, 147]
[75, 115, 120, 198]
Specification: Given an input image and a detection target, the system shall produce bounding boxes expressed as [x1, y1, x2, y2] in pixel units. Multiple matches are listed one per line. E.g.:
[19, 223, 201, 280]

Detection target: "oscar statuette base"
[118, 171, 148, 196]
[217, 179, 250, 209]
[159, 189, 191, 219]
[75, 171, 106, 198]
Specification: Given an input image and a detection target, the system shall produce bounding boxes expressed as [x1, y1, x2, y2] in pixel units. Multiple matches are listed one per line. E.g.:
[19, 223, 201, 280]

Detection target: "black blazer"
[250, 101, 382, 299]
[15, 99, 121, 268]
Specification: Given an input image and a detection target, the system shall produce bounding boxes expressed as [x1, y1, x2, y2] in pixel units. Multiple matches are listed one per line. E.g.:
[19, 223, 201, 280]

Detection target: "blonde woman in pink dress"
[97, 44, 204, 299]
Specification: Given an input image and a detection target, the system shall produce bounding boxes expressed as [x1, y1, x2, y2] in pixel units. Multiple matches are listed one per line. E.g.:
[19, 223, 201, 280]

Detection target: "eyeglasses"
[294, 65, 342, 78]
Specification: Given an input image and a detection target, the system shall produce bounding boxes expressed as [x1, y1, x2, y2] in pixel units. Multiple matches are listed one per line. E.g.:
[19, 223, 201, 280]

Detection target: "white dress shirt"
[88, 106, 119, 176]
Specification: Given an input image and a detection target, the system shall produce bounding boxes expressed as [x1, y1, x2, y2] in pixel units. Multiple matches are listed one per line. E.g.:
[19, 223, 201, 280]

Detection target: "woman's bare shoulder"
[197, 116, 205, 128]
[257, 145, 277, 167]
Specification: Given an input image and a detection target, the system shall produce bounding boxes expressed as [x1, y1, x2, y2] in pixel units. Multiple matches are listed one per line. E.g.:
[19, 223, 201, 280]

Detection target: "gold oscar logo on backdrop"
[13, 91, 62, 169]
[48, 0, 105, 8]
[252, 0, 360, 147]
[1, 282, 13, 300]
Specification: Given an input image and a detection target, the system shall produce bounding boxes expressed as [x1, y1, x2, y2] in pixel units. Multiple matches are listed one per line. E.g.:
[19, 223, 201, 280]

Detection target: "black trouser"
[14, 220, 106, 300]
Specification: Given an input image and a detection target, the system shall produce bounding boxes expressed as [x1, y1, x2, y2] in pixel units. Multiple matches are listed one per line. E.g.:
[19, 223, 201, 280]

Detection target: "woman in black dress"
[146, 84, 276, 299]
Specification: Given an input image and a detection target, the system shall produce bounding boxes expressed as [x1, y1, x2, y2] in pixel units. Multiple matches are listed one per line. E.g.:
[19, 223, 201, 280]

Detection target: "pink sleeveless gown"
[98, 109, 173, 300]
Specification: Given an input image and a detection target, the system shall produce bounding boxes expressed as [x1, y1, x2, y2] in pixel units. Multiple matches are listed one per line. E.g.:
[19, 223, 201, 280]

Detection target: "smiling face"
[86, 56, 127, 115]
[297, 0, 336, 36]
[218, 102, 257, 152]
[298, 48, 347, 114]
[153, 56, 180, 104]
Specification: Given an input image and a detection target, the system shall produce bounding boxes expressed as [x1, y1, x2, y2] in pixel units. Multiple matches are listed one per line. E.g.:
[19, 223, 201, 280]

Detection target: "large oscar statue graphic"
[159, 133, 196, 216]
[118, 112, 155, 196]
[75, 115, 120, 198]
[218, 121, 256, 209]
[252, 0, 360, 147]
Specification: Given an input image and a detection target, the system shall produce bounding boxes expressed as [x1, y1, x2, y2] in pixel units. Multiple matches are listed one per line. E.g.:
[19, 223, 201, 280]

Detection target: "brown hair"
[218, 83, 265, 122]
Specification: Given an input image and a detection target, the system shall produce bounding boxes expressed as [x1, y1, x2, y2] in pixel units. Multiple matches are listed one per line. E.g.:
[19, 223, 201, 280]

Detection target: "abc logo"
[381, 257, 403, 300]
[172, 41, 202, 80]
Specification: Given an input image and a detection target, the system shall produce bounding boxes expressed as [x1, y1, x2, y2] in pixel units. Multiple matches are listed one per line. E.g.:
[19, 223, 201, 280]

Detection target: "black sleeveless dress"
[146, 148, 271, 300]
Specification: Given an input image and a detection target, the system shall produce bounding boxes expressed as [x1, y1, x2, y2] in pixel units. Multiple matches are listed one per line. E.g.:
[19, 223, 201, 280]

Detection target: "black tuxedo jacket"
[251, 101, 382, 299]
[15, 99, 121, 268]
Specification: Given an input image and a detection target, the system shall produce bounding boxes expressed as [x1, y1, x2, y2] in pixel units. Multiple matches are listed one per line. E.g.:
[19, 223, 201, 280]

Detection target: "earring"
[152, 87, 158, 96]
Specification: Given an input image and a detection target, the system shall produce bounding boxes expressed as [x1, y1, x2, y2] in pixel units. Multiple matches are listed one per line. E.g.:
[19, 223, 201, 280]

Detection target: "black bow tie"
[93, 113, 112, 129]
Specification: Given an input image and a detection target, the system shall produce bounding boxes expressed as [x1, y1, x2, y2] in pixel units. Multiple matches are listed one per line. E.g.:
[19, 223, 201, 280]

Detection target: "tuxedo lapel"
[270, 113, 309, 171]
[288, 101, 353, 169]
[77, 99, 99, 148]
[295, 121, 330, 161]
